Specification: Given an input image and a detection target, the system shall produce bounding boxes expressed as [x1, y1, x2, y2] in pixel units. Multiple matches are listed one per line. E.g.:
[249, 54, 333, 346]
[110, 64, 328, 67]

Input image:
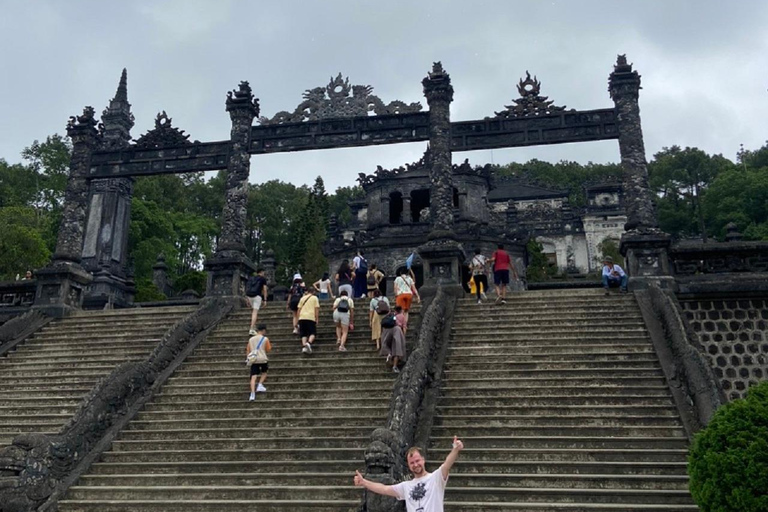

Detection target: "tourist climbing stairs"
[431, 289, 698, 511]
[0, 306, 195, 448]
[58, 301, 419, 511]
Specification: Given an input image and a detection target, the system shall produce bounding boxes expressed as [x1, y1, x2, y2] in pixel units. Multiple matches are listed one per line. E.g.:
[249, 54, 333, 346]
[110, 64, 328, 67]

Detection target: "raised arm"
[441, 436, 464, 479]
[354, 470, 399, 498]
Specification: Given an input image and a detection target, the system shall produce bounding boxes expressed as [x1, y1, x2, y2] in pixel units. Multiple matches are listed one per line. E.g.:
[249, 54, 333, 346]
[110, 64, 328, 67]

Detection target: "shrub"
[688, 380, 768, 511]
[173, 270, 207, 296]
[134, 279, 167, 303]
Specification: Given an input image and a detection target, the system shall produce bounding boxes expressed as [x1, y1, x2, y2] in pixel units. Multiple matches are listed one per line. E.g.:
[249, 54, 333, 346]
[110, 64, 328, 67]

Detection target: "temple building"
[325, 149, 626, 288]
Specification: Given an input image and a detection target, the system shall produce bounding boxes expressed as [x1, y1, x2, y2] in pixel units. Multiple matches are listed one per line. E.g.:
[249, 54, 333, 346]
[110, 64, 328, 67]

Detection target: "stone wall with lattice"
[679, 297, 768, 401]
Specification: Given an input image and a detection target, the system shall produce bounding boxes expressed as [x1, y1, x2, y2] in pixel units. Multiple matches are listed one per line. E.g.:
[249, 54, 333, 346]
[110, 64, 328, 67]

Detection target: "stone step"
[0, 404, 81, 415]
[1, 358, 145, 370]
[444, 360, 662, 371]
[430, 447, 688, 465]
[153, 381, 393, 398]
[444, 503, 698, 511]
[434, 415, 682, 428]
[58, 499, 359, 512]
[161, 373, 399, 386]
[436, 405, 681, 417]
[87, 460, 362, 475]
[12, 338, 162, 348]
[70, 306, 196, 317]
[451, 312, 644, 323]
[427, 436, 688, 450]
[450, 327, 648, 335]
[441, 487, 693, 505]
[135, 405, 388, 421]
[430, 425, 686, 438]
[117, 427, 371, 442]
[5, 348, 155, 359]
[64, 485, 361, 501]
[100, 446, 370, 463]
[446, 346, 657, 356]
[170, 364, 395, 378]
[441, 385, 672, 397]
[451, 321, 648, 330]
[39, 320, 177, 331]
[443, 368, 665, 379]
[111, 437, 369, 452]
[438, 395, 675, 407]
[450, 335, 652, 344]
[147, 394, 391, 408]
[126, 416, 381, 430]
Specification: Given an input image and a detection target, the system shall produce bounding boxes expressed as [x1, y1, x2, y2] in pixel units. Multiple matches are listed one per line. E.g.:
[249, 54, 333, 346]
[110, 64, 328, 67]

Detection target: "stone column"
[205, 82, 259, 298]
[82, 69, 137, 308]
[33, 107, 97, 316]
[609, 55, 673, 289]
[418, 62, 464, 298]
[380, 195, 391, 224]
[402, 196, 412, 223]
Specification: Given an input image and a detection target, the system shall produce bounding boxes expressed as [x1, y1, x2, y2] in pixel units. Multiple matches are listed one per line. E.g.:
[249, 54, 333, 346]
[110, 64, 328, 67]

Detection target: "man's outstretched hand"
[452, 435, 464, 451]
[354, 470, 365, 486]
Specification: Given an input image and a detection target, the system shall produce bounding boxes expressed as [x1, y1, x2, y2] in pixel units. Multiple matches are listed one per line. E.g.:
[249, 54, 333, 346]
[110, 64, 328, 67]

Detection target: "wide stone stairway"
[0, 306, 194, 447]
[432, 289, 698, 511]
[59, 301, 415, 511]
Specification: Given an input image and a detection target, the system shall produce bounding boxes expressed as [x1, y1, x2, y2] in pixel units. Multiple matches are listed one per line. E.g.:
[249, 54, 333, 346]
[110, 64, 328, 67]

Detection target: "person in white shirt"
[394, 269, 420, 325]
[470, 248, 488, 304]
[354, 437, 464, 512]
[601, 256, 628, 295]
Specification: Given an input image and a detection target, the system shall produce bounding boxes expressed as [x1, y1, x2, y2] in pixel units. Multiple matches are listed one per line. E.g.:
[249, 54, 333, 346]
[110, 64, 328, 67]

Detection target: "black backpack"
[337, 297, 350, 313]
[357, 257, 368, 272]
[381, 313, 396, 329]
[367, 271, 377, 287]
[246, 276, 262, 297]
[289, 284, 304, 310]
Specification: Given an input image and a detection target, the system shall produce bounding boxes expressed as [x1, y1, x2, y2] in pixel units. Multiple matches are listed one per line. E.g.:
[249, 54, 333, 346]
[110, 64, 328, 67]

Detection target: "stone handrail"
[0, 297, 237, 512]
[360, 285, 457, 512]
[634, 285, 724, 438]
[0, 309, 53, 358]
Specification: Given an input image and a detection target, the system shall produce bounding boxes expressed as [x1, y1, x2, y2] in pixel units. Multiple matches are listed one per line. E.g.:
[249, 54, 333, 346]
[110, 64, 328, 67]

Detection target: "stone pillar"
[609, 55, 673, 289]
[418, 62, 464, 298]
[33, 107, 97, 316]
[205, 82, 259, 298]
[402, 196, 412, 223]
[152, 254, 173, 297]
[82, 70, 137, 308]
[381, 195, 391, 225]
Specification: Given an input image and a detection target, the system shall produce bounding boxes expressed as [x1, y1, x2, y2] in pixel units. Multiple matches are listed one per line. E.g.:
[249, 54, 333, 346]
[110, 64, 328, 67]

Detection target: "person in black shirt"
[245, 268, 268, 335]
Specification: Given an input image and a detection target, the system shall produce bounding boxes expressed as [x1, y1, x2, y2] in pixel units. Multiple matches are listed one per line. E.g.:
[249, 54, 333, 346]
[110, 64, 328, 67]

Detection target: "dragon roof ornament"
[133, 111, 194, 149]
[260, 73, 422, 125]
[356, 149, 492, 189]
[495, 71, 570, 118]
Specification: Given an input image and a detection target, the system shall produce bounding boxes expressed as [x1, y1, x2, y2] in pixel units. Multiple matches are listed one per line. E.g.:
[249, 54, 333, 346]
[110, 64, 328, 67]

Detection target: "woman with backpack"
[369, 289, 390, 351]
[366, 263, 384, 298]
[335, 260, 354, 299]
[286, 273, 305, 335]
[332, 290, 355, 352]
[380, 305, 406, 373]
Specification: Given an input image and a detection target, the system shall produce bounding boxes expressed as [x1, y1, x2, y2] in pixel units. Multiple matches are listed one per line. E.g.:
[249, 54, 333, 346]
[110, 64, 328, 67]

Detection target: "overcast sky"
[1, 0, 766, 192]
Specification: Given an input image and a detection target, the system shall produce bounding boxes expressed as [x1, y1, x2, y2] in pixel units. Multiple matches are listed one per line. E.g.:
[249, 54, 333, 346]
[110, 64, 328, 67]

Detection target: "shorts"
[396, 294, 413, 311]
[248, 295, 263, 310]
[494, 269, 510, 285]
[250, 362, 268, 376]
[319, 292, 329, 300]
[298, 319, 317, 338]
[333, 310, 351, 326]
[339, 284, 353, 297]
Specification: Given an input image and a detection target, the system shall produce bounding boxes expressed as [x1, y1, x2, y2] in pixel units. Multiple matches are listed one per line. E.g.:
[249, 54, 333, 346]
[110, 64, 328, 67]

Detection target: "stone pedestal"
[33, 263, 93, 317]
[620, 230, 675, 290]
[417, 238, 465, 299]
[85, 270, 136, 309]
[204, 252, 256, 299]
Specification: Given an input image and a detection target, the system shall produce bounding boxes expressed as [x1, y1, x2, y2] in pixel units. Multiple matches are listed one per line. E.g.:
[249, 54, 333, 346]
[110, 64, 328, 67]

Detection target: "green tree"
[0, 206, 52, 279]
[525, 239, 557, 282]
[648, 146, 732, 241]
[21, 134, 71, 210]
[703, 166, 768, 241]
[328, 185, 364, 226]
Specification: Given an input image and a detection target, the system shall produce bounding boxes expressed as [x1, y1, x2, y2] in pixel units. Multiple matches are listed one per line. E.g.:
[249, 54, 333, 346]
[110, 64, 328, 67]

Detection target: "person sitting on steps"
[602, 256, 628, 295]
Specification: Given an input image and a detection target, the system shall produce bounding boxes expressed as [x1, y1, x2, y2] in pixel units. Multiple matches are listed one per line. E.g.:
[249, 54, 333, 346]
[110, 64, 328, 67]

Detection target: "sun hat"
[293, 273, 302, 281]
[603, 256, 614, 263]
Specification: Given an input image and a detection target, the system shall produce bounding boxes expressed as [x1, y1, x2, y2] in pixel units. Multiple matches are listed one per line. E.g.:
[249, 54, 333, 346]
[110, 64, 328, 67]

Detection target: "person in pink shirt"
[489, 243, 518, 305]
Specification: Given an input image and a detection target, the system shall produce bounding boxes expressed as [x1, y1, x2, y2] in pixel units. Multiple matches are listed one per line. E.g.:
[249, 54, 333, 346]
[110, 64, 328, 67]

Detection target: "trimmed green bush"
[134, 279, 167, 303]
[688, 380, 768, 511]
[173, 270, 207, 297]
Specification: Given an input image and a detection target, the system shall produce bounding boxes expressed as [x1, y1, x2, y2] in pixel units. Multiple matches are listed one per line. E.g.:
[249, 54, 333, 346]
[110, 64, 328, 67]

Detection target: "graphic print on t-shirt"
[410, 481, 427, 510]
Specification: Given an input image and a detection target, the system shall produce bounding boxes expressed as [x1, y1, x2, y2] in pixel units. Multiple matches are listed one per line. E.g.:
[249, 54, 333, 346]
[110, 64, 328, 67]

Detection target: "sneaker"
[339, 345, 347, 352]
[305, 343, 313, 354]
[256, 384, 267, 393]
[249, 392, 255, 401]
[494, 296, 502, 304]
[501, 299, 506, 304]
[249, 329, 256, 335]
[477, 299, 482, 305]
[481, 292, 487, 300]
[293, 328, 298, 335]
[302, 345, 309, 354]
[386, 354, 392, 363]
[393, 367, 400, 374]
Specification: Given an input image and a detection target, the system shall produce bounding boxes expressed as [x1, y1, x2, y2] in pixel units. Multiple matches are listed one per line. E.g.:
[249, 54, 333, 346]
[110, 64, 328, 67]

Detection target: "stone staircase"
[0, 306, 195, 447]
[59, 301, 418, 511]
[431, 289, 698, 511]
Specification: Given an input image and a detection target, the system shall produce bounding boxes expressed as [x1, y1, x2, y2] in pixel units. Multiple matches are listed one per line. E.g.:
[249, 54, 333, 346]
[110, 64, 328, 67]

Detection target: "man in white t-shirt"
[394, 269, 420, 324]
[354, 436, 464, 512]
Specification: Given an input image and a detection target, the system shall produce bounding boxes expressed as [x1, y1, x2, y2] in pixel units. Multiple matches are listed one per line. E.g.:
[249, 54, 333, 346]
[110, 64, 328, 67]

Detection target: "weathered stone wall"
[679, 296, 768, 401]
